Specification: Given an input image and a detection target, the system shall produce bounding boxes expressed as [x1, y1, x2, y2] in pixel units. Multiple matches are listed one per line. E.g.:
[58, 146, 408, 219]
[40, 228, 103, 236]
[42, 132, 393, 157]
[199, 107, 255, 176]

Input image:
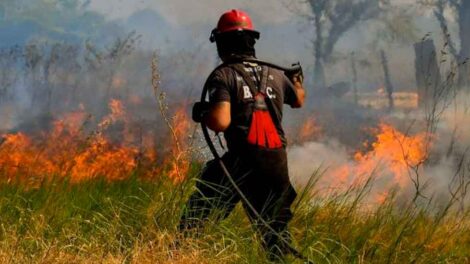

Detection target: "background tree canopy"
[0, 0, 116, 47]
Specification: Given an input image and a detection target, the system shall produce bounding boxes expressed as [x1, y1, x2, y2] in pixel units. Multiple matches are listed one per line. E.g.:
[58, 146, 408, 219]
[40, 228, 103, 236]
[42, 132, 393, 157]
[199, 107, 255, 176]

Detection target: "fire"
[166, 107, 192, 183]
[354, 124, 428, 186]
[327, 123, 429, 201]
[0, 99, 192, 184]
[111, 75, 127, 89]
[108, 99, 125, 121]
[298, 117, 322, 142]
[69, 138, 138, 182]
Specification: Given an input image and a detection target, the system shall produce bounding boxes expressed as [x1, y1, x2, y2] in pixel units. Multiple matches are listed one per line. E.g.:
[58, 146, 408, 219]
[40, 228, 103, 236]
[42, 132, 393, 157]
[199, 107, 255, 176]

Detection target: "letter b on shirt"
[243, 86, 253, 99]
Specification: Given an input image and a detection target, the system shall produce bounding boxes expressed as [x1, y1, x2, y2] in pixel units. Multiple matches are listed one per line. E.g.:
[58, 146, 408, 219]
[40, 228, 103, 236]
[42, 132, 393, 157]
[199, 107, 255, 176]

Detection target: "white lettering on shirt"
[243, 86, 253, 99]
[266, 87, 276, 99]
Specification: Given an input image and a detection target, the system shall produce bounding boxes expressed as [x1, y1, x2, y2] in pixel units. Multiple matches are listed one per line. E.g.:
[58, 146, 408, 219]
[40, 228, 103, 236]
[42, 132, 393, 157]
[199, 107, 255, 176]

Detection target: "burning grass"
[0, 88, 468, 262]
[290, 121, 435, 205]
[0, 104, 469, 262]
[327, 123, 429, 201]
[0, 99, 193, 185]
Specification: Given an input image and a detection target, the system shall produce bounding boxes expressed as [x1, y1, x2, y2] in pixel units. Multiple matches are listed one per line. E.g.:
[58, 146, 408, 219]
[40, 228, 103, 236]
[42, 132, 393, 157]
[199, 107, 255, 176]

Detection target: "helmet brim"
[210, 28, 260, 43]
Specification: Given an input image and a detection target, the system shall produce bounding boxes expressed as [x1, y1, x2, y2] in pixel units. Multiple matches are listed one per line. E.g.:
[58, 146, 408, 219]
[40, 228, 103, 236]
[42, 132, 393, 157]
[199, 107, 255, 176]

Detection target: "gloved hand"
[192, 101, 210, 123]
[285, 63, 303, 84]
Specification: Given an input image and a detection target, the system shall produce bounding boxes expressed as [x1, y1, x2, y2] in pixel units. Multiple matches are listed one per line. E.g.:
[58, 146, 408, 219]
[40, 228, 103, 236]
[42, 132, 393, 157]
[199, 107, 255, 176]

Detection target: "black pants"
[179, 147, 297, 253]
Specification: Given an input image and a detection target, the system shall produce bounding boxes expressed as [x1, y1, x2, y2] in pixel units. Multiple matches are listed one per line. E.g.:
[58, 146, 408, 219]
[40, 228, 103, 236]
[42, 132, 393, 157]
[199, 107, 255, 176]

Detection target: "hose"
[199, 59, 313, 263]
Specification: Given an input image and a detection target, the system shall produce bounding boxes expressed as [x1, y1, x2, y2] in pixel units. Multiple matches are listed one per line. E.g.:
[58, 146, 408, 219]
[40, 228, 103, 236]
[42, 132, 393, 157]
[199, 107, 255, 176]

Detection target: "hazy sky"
[86, 0, 317, 65]
[88, 0, 297, 26]
[88, 0, 421, 24]
[86, 0, 443, 90]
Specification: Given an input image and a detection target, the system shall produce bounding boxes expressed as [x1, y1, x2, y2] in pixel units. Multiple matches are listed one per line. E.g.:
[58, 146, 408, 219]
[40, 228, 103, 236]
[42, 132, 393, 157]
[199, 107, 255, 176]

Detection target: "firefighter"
[179, 9, 305, 260]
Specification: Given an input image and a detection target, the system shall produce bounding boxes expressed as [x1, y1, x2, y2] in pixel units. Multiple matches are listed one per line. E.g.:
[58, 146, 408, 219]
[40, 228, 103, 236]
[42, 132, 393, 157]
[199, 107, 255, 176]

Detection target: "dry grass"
[0, 170, 468, 264]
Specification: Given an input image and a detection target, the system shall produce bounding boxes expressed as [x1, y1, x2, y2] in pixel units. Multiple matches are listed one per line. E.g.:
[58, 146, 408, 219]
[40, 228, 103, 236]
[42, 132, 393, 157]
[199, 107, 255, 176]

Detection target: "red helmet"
[210, 9, 260, 42]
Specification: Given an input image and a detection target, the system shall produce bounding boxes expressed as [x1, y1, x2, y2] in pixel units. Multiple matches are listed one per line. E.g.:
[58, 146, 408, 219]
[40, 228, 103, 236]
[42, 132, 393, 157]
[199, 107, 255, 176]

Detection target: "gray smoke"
[288, 91, 470, 207]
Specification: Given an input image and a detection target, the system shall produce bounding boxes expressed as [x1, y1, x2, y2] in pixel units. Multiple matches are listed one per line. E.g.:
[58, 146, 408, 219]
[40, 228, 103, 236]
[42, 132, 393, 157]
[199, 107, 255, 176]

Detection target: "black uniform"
[179, 60, 299, 254]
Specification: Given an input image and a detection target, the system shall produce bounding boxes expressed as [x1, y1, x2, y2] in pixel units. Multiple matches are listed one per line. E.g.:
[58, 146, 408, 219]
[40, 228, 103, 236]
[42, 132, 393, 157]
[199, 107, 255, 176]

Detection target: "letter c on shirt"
[266, 87, 276, 99]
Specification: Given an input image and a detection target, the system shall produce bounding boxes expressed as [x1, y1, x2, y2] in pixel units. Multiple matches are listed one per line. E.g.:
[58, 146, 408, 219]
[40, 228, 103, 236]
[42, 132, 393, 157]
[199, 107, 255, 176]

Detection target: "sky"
[85, 0, 438, 53]
[87, 0, 310, 55]
[88, 0, 317, 67]
[88, 0, 298, 25]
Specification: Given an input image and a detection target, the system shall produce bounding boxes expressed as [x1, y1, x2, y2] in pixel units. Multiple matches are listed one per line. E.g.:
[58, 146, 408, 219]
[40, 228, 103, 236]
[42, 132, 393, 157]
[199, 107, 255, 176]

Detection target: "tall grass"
[0, 168, 468, 263]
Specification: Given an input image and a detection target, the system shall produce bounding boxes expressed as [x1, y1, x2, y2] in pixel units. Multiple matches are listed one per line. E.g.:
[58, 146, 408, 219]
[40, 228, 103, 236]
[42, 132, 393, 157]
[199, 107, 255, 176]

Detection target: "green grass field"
[0, 167, 469, 264]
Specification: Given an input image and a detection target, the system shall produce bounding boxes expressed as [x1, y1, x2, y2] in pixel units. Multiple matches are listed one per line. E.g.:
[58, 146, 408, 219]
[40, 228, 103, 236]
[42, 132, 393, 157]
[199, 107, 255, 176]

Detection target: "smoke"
[1, 0, 448, 98]
[88, 0, 296, 25]
[288, 140, 350, 186]
[1, 1, 469, 209]
[287, 91, 470, 207]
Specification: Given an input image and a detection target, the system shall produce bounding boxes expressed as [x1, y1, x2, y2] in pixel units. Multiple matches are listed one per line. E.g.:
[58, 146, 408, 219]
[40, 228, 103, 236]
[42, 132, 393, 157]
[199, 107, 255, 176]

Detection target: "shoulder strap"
[204, 62, 269, 99]
[259, 65, 269, 94]
[228, 63, 259, 96]
[258, 66, 279, 121]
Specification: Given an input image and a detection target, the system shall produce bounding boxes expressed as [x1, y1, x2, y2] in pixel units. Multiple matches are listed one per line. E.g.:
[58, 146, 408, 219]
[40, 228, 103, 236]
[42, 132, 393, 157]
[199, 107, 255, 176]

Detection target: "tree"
[380, 50, 394, 110]
[422, 0, 470, 88]
[369, 7, 417, 110]
[0, 46, 22, 102]
[288, 0, 386, 91]
[84, 31, 141, 111]
[0, 0, 106, 47]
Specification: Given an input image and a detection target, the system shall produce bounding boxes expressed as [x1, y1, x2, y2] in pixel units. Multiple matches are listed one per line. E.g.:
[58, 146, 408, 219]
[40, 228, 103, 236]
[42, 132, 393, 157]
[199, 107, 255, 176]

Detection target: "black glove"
[192, 101, 210, 123]
[285, 63, 304, 84]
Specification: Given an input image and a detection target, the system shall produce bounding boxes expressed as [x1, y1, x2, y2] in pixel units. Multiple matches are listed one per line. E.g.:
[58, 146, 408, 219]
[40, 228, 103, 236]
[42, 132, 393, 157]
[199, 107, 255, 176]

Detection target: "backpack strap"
[259, 65, 269, 95]
[258, 65, 278, 118]
[228, 63, 259, 97]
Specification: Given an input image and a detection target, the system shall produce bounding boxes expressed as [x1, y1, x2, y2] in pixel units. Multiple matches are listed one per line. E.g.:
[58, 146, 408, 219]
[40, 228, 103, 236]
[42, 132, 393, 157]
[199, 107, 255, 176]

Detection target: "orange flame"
[0, 99, 192, 184]
[166, 107, 192, 182]
[298, 117, 322, 142]
[326, 123, 429, 202]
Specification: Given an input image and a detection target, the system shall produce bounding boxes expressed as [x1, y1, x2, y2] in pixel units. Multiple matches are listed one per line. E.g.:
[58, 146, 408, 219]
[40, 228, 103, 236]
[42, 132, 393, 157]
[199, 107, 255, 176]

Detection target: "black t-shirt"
[206, 61, 299, 151]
